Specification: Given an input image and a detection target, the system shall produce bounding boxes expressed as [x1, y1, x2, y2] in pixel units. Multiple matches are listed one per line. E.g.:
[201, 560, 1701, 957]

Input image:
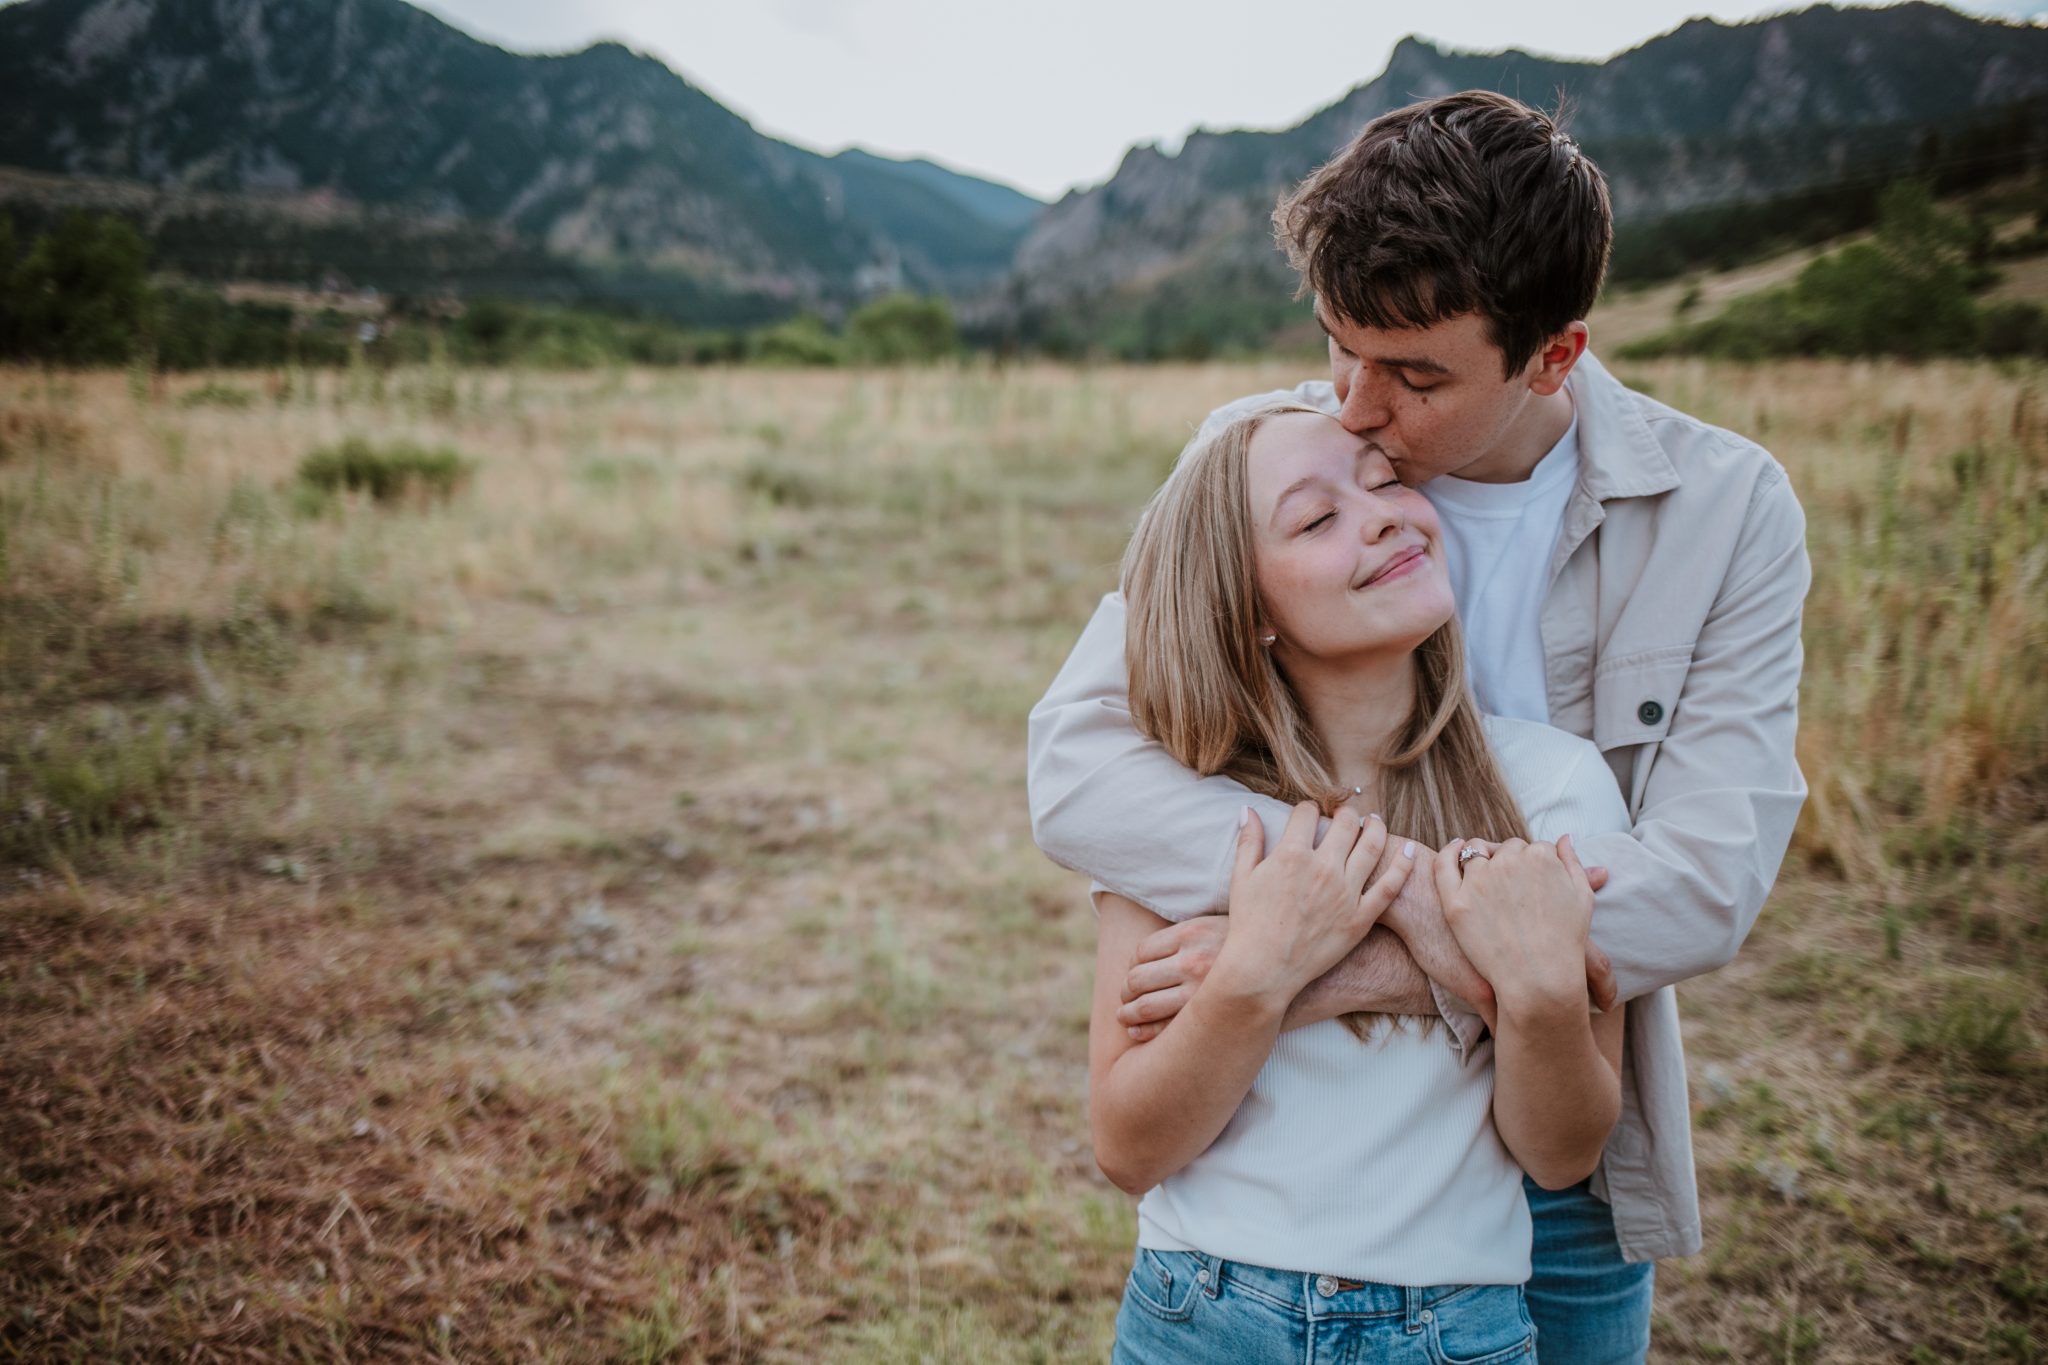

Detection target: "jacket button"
[1638, 699, 1665, 727]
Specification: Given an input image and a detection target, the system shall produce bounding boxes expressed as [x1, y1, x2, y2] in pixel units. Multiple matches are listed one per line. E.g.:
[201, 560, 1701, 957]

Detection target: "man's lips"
[1360, 545, 1426, 588]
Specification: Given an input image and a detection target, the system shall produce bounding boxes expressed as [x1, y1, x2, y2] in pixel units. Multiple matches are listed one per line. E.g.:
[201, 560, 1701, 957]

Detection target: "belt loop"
[1195, 1250, 1222, 1298]
[1403, 1284, 1425, 1333]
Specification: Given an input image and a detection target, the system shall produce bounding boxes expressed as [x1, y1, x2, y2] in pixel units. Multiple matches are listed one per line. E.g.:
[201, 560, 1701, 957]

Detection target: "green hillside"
[1000, 4, 2048, 358]
[0, 0, 1044, 311]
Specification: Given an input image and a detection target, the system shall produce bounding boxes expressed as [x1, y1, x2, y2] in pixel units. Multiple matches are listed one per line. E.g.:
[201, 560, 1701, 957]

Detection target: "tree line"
[8, 185, 2048, 370]
[0, 210, 963, 370]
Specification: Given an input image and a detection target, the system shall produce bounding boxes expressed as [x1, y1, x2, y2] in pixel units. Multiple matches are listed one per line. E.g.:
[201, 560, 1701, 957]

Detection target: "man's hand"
[1117, 915, 1226, 1042]
[1584, 928, 1617, 1015]
[1114, 865, 1615, 1042]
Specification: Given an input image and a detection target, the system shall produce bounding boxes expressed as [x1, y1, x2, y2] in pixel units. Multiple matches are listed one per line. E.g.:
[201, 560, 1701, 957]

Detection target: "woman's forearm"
[1092, 966, 1287, 1196]
[1092, 807, 1403, 1194]
[1489, 992, 1620, 1190]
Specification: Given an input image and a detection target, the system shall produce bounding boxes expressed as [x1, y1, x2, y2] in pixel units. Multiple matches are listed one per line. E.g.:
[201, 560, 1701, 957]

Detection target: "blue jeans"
[1112, 1248, 1536, 1364]
[1524, 1175, 1655, 1365]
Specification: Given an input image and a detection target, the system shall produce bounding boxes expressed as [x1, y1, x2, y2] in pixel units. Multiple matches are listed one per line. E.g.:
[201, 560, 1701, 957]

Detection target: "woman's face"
[1246, 411, 1455, 662]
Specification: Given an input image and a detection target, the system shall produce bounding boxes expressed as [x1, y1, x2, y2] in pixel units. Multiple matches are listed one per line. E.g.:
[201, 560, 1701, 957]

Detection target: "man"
[1026, 91, 1809, 1363]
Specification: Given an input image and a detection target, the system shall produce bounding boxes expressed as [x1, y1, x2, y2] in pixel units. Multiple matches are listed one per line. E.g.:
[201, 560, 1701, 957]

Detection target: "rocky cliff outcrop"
[999, 4, 2048, 326]
[0, 0, 1043, 304]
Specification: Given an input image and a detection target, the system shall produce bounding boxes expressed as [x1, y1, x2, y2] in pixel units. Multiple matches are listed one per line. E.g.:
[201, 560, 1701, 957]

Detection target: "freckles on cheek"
[1266, 553, 1344, 628]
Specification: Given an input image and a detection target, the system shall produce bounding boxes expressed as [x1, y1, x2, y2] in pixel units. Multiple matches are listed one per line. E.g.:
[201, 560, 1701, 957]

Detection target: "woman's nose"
[1357, 488, 1404, 543]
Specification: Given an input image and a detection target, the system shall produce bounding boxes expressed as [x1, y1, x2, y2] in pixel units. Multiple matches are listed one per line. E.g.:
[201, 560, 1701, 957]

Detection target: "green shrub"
[1980, 301, 2048, 358]
[297, 437, 474, 504]
[1, 706, 205, 868]
[176, 382, 257, 409]
[737, 457, 832, 508]
[747, 316, 842, 367]
[1900, 976, 2036, 1075]
[846, 294, 958, 364]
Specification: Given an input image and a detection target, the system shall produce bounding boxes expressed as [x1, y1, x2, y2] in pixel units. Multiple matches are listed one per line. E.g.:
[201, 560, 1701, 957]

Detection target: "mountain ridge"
[2, 0, 2045, 343]
[0, 0, 1044, 310]
[993, 2, 2048, 352]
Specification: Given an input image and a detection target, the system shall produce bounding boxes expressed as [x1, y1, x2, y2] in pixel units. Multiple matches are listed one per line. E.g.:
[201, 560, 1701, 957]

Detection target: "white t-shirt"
[1422, 402, 1579, 723]
[1134, 715, 1632, 1285]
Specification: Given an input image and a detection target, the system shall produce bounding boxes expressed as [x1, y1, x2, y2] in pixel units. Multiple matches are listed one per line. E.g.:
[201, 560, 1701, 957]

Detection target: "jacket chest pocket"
[1592, 643, 1695, 754]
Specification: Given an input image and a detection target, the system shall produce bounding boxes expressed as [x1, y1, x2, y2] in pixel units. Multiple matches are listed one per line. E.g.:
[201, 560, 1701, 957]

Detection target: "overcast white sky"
[405, 0, 2038, 199]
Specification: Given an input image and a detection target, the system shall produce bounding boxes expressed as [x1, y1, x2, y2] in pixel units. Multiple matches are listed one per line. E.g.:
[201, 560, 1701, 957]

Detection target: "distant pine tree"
[11, 211, 150, 365]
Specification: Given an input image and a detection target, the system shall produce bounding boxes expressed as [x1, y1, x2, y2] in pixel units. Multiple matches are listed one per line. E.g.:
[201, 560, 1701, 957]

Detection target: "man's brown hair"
[1273, 90, 1612, 378]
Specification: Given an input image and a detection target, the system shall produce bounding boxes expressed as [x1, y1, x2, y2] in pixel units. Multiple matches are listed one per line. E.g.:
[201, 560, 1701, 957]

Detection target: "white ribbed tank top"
[1135, 714, 1634, 1285]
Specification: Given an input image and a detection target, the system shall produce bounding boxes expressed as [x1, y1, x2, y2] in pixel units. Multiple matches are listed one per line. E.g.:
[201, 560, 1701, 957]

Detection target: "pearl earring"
[1260, 634, 1276, 647]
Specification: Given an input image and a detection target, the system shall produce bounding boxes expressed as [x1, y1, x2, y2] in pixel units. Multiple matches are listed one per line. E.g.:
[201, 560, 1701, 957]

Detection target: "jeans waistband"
[1171, 1248, 1504, 1325]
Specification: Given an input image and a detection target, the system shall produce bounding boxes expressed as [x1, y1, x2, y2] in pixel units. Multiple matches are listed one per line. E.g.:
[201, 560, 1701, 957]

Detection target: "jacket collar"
[1570, 351, 1680, 502]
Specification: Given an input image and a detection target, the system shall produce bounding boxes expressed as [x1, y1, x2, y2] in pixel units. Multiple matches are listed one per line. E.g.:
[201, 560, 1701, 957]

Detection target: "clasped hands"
[1117, 818, 1616, 1041]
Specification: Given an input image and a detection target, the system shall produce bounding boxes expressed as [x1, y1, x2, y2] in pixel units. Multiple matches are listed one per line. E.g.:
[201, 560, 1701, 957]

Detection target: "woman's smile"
[1356, 544, 1428, 589]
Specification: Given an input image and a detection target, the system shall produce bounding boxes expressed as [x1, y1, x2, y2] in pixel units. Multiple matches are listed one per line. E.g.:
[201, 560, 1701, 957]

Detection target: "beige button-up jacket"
[1026, 352, 1811, 1263]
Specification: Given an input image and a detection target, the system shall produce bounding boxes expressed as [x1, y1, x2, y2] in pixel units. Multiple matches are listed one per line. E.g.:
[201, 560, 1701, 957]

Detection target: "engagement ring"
[1458, 845, 1491, 867]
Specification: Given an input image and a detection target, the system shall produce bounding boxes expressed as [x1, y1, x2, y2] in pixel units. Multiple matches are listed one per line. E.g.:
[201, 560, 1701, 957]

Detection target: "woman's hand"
[1207, 802, 1415, 1013]
[1434, 833, 1595, 1018]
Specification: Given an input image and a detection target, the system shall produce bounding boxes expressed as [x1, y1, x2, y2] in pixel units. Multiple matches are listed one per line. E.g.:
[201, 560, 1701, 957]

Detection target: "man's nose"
[1336, 378, 1391, 434]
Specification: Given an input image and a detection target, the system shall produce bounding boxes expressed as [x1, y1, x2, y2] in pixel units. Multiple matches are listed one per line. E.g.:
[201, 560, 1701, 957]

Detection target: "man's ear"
[1527, 322, 1590, 397]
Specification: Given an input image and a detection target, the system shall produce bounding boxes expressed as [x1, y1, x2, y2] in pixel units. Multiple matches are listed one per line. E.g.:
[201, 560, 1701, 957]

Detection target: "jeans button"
[1315, 1274, 1338, 1297]
[1195, 1268, 1209, 1285]
[1420, 1308, 1434, 1324]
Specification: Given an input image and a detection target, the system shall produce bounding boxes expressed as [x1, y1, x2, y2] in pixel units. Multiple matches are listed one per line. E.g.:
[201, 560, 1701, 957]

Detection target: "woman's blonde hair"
[1120, 402, 1529, 1036]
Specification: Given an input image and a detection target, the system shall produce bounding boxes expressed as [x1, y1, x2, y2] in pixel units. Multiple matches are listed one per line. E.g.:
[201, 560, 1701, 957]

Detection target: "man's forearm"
[1576, 469, 1810, 1002]
[1280, 926, 1433, 1028]
[1576, 819, 1792, 1000]
[1287, 832, 1490, 1035]
[1281, 831, 1456, 1027]
[1028, 593, 1296, 922]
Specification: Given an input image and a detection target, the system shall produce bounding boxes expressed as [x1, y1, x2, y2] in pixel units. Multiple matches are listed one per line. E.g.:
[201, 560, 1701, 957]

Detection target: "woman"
[1087, 401, 1631, 1363]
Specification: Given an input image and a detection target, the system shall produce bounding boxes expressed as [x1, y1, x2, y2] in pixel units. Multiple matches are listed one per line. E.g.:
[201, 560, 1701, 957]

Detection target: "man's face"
[1318, 305, 1556, 485]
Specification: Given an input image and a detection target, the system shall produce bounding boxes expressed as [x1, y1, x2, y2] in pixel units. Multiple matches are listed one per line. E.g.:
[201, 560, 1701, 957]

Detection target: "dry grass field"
[1, 356, 2044, 1362]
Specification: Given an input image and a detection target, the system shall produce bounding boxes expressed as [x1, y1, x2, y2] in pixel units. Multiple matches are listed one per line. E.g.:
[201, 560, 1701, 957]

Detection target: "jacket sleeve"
[1026, 592, 1299, 922]
[1575, 463, 1811, 1001]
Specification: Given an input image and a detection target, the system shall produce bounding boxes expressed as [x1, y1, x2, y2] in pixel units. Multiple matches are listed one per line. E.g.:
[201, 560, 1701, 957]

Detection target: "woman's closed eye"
[1300, 511, 1335, 534]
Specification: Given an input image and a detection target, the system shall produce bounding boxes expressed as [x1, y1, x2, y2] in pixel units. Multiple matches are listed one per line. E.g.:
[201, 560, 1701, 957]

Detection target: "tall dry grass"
[1, 357, 2043, 1361]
